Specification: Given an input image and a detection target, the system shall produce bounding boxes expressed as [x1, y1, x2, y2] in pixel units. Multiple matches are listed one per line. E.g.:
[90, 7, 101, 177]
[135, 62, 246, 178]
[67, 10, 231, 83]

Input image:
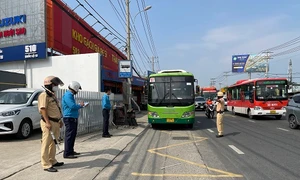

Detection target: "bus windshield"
[202, 92, 217, 99]
[255, 80, 288, 101]
[148, 76, 194, 106]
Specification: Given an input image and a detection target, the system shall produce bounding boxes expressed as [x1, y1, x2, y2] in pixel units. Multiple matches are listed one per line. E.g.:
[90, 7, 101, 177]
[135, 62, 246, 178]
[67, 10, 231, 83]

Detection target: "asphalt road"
[95, 111, 300, 180]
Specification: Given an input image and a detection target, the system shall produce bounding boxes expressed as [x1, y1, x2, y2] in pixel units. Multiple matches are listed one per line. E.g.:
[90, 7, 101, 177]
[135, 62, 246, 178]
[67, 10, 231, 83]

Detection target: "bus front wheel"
[187, 124, 193, 129]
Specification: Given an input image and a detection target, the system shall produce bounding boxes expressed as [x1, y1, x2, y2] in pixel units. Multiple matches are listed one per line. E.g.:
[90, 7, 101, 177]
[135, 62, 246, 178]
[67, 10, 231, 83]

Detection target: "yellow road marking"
[132, 131, 243, 178]
[132, 173, 243, 177]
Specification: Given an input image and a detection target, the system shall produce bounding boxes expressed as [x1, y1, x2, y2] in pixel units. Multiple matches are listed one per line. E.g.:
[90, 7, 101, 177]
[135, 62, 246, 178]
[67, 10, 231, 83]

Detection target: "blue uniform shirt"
[62, 90, 82, 118]
[102, 93, 111, 110]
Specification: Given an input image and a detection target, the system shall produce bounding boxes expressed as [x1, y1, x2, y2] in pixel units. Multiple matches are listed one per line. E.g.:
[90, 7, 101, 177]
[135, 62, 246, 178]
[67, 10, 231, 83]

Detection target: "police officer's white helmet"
[217, 91, 223, 97]
[68, 81, 82, 92]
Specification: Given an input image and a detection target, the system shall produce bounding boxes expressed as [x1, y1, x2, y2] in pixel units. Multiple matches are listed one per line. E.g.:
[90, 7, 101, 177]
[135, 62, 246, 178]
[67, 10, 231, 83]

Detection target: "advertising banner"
[232, 54, 268, 73]
[0, 0, 47, 62]
[48, 0, 126, 72]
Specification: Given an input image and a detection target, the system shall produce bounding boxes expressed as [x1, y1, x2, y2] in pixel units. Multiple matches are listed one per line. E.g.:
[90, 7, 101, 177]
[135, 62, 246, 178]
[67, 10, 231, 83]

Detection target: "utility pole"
[151, 56, 155, 72]
[224, 71, 230, 86]
[263, 51, 273, 78]
[210, 78, 216, 87]
[288, 59, 293, 86]
[126, 0, 132, 110]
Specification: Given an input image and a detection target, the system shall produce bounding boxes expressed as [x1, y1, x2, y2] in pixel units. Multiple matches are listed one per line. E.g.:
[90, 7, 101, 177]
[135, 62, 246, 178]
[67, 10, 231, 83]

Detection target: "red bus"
[200, 86, 217, 99]
[227, 78, 288, 119]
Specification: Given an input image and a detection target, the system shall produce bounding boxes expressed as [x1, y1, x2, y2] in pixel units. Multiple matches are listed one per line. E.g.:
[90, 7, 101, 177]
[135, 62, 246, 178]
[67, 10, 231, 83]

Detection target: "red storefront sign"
[47, 0, 126, 71]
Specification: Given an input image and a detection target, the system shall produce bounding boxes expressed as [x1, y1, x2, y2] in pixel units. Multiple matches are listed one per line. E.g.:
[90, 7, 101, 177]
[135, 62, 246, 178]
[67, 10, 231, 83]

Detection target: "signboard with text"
[232, 54, 268, 73]
[48, 0, 126, 72]
[0, 0, 47, 62]
[118, 60, 133, 78]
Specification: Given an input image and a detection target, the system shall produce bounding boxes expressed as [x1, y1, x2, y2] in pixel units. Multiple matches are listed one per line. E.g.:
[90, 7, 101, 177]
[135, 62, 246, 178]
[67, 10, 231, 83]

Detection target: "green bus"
[147, 69, 196, 128]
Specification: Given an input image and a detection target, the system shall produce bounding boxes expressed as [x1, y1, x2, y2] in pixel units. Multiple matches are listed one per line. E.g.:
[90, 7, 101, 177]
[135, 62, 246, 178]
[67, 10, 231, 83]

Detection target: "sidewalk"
[2, 112, 148, 180]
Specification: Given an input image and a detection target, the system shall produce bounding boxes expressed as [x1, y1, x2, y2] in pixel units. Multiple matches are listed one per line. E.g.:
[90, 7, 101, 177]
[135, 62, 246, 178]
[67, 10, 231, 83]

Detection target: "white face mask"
[52, 86, 59, 92]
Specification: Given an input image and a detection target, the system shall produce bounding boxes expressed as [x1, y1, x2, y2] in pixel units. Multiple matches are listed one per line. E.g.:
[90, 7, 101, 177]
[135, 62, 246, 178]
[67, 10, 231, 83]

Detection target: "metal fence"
[56, 89, 119, 137]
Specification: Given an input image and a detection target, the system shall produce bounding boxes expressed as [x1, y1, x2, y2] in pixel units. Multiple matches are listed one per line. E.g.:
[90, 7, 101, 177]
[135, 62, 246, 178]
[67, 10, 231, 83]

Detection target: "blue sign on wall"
[0, 42, 47, 62]
[102, 68, 145, 87]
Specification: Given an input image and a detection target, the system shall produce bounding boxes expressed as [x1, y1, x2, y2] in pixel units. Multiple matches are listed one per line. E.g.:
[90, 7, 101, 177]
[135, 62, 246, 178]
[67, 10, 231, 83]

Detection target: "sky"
[63, 0, 300, 87]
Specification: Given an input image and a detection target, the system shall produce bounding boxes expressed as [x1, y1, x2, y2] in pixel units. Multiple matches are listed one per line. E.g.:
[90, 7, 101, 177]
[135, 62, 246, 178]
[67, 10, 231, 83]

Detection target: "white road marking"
[228, 145, 245, 155]
[207, 129, 214, 133]
[277, 128, 289, 132]
[248, 120, 255, 123]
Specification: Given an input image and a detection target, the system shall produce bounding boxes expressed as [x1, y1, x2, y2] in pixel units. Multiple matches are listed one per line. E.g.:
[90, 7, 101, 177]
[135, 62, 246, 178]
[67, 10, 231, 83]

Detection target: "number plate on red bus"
[270, 110, 276, 114]
[167, 118, 174, 122]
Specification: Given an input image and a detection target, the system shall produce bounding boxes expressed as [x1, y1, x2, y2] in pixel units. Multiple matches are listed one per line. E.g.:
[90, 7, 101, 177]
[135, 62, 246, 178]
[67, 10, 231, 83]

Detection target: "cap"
[44, 76, 64, 86]
[217, 91, 223, 97]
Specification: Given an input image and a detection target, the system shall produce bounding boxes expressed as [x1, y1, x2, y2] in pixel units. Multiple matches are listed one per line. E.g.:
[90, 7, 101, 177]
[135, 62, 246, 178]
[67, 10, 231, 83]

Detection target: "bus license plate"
[167, 118, 174, 122]
[270, 110, 276, 114]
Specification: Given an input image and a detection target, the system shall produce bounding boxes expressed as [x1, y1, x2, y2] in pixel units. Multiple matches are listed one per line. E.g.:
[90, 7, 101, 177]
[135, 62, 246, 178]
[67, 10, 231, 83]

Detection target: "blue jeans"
[63, 118, 78, 157]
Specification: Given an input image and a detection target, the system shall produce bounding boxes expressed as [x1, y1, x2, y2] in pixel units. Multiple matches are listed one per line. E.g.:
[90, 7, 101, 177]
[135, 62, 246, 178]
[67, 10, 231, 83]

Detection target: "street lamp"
[98, 27, 107, 33]
[104, 32, 112, 38]
[126, 1, 152, 110]
[114, 42, 121, 46]
[110, 37, 117, 43]
[133, 6, 152, 22]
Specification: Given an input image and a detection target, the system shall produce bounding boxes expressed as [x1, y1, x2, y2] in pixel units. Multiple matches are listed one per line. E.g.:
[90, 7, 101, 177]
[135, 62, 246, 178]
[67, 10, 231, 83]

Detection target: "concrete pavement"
[1, 112, 148, 180]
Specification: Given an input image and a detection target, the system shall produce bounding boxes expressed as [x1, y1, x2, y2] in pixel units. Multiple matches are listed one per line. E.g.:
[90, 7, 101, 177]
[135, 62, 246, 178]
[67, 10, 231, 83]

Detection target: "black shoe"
[108, 134, 113, 136]
[64, 155, 78, 159]
[72, 151, 81, 155]
[44, 167, 57, 172]
[53, 162, 64, 167]
[216, 135, 224, 138]
[102, 134, 111, 138]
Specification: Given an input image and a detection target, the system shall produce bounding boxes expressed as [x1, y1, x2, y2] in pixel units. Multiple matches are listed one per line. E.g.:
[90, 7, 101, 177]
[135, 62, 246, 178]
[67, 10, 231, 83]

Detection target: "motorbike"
[205, 104, 215, 119]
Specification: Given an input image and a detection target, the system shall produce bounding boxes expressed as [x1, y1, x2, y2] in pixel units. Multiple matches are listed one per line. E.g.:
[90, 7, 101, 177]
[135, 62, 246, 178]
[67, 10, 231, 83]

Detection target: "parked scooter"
[205, 104, 215, 119]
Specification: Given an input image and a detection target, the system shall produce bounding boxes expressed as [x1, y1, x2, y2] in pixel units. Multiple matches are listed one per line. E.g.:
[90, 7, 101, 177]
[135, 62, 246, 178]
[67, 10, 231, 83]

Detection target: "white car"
[0, 88, 43, 138]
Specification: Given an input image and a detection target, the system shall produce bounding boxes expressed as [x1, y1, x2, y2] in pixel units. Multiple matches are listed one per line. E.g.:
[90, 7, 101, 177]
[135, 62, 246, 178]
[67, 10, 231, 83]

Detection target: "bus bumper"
[148, 118, 195, 124]
[252, 109, 286, 116]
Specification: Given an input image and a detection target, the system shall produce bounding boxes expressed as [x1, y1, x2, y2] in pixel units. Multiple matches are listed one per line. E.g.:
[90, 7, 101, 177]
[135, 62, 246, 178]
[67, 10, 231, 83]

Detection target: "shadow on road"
[0, 129, 41, 142]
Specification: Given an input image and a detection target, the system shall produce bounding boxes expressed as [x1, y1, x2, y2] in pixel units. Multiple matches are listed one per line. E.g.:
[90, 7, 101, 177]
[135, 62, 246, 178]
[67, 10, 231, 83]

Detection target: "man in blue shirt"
[102, 89, 112, 138]
[62, 81, 86, 158]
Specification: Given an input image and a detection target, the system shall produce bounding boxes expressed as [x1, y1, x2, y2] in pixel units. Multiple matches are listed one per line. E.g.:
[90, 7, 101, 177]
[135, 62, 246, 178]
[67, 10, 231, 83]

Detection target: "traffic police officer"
[215, 91, 225, 138]
[38, 76, 64, 172]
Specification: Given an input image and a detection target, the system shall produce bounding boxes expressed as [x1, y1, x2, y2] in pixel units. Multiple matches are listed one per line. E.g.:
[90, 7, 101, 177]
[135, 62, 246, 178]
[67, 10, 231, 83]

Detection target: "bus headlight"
[281, 107, 286, 111]
[148, 111, 160, 118]
[254, 106, 262, 110]
[182, 111, 194, 118]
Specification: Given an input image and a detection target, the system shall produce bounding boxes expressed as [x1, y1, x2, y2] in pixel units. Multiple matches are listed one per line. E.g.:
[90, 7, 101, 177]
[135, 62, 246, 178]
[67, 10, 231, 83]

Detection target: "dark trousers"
[63, 118, 78, 157]
[102, 109, 110, 135]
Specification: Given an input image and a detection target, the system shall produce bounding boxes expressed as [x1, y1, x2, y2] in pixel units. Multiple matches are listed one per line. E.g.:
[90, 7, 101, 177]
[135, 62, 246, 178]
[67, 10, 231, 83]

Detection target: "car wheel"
[288, 115, 299, 129]
[16, 119, 32, 139]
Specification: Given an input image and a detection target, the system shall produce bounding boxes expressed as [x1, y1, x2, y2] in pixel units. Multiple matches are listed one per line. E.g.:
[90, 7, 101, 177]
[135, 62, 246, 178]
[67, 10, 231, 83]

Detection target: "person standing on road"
[102, 89, 112, 138]
[38, 76, 64, 172]
[62, 81, 86, 159]
[215, 91, 225, 138]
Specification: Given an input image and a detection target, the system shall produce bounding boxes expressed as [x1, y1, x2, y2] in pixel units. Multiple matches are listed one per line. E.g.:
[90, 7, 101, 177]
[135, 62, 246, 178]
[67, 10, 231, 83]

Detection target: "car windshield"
[148, 76, 195, 106]
[0, 92, 33, 104]
[255, 80, 288, 101]
[195, 97, 205, 101]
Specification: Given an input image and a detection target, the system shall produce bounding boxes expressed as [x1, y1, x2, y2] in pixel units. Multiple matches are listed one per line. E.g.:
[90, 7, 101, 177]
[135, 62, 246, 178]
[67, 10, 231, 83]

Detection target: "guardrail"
[56, 89, 117, 137]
